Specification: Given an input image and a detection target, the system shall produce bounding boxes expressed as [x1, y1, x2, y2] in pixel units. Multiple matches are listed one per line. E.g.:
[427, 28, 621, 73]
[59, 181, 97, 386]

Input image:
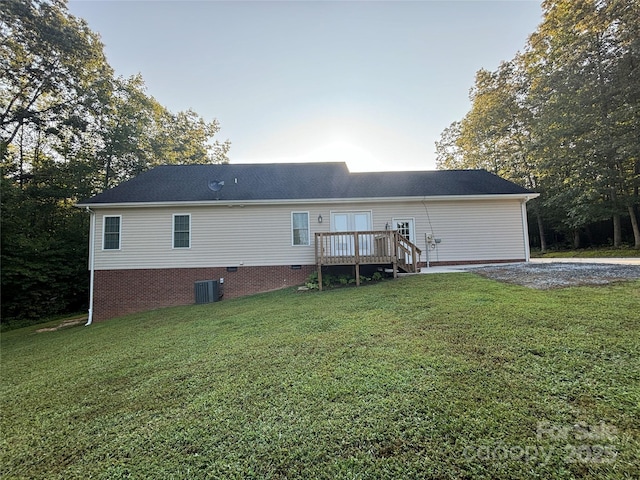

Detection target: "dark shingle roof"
[78, 162, 534, 205]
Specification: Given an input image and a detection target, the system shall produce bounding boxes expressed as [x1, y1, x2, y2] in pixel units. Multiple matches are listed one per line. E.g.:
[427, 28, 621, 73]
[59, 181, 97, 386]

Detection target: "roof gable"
[78, 162, 534, 205]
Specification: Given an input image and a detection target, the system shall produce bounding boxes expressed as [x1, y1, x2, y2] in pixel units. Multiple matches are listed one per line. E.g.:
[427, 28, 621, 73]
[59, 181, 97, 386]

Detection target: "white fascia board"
[75, 193, 539, 209]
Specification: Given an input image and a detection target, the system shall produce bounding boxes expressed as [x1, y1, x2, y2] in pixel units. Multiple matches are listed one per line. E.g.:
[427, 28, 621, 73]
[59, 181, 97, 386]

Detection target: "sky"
[68, 0, 543, 172]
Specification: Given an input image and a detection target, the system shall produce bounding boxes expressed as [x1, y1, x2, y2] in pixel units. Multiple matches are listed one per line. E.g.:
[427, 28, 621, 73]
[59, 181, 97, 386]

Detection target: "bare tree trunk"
[629, 205, 640, 249]
[103, 155, 112, 190]
[18, 124, 24, 189]
[634, 161, 640, 249]
[529, 200, 547, 253]
[613, 214, 622, 247]
[35, 129, 41, 165]
[573, 229, 581, 249]
[536, 211, 547, 253]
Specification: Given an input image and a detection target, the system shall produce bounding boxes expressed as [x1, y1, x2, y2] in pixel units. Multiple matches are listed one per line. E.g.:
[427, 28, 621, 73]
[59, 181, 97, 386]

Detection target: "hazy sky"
[68, 0, 543, 171]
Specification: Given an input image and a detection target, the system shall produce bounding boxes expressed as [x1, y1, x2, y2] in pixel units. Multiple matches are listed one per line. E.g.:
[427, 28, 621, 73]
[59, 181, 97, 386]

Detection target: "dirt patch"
[36, 317, 87, 333]
[471, 262, 640, 289]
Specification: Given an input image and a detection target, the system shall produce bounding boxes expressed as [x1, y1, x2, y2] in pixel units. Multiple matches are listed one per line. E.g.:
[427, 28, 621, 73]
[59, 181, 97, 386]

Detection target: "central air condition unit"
[194, 280, 222, 304]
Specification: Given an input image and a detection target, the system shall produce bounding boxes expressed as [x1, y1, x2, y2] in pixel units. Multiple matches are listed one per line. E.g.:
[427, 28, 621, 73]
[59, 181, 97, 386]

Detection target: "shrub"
[304, 270, 385, 289]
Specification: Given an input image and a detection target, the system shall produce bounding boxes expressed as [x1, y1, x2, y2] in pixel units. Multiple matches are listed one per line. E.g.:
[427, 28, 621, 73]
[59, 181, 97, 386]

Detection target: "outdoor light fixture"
[318, 214, 323, 223]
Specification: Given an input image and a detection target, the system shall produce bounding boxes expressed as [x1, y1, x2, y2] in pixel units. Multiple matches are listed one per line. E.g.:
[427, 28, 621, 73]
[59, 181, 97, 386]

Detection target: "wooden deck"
[314, 230, 422, 290]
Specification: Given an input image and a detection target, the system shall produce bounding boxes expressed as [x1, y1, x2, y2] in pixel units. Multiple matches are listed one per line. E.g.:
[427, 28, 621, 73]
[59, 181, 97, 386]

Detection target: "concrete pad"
[415, 266, 475, 274]
[413, 258, 640, 275]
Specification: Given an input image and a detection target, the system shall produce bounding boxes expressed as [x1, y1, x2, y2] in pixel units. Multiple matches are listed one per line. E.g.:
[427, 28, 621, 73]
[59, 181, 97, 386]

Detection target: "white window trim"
[291, 211, 310, 246]
[102, 215, 122, 251]
[172, 213, 191, 249]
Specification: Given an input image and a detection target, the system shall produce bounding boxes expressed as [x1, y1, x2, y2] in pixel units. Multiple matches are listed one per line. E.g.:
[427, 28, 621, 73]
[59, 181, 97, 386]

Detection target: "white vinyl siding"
[291, 212, 309, 246]
[91, 199, 528, 270]
[173, 214, 191, 249]
[102, 216, 121, 250]
[372, 200, 525, 262]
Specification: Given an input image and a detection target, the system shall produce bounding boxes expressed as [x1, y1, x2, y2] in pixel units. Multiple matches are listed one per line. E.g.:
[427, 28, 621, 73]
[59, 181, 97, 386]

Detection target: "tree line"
[3, 0, 638, 324]
[436, 0, 639, 251]
[1, 0, 230, 322]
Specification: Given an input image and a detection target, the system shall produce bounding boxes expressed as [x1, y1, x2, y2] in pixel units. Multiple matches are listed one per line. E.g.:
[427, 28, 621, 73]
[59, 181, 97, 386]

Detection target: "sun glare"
[233, 117, 432, 172]
[299, 140, 388, 172]
[236, 139, 391, 172]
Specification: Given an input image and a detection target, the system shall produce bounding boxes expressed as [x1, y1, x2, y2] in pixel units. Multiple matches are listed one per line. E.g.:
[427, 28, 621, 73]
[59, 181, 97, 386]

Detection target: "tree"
[98, 75, 230, 189]
[1, 164, 90, 320]
[436, 0, 640, 249]
[607, 0, 640, 248]
[525, 0, 640, 247]
[1, 0, 231, 323]
[435, 121, 464, 170]
[1, 0, 112, 165]
[436, 58, 549, 251]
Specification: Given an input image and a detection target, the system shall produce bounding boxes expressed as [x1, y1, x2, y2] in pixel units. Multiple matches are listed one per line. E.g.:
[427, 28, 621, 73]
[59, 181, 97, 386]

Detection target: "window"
[392, 218, 415, 243]
[292, 212, 309, 246]
[173, 214, 191, 248]
[103, 216, 121, 250]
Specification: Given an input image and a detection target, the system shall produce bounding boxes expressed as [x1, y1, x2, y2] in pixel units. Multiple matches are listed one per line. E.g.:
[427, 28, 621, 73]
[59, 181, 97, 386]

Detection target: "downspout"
[521, 197, 531, 262]
[86, 207, 96, 326]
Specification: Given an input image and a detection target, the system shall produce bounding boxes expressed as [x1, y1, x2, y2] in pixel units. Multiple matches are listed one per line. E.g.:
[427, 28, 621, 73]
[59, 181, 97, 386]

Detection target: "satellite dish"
[208, 180, 224, 200]
[208, 180, 224, 192]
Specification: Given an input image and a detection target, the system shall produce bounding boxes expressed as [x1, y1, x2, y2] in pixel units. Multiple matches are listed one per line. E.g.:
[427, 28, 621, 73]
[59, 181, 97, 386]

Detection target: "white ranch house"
[77, 162, 538, 321]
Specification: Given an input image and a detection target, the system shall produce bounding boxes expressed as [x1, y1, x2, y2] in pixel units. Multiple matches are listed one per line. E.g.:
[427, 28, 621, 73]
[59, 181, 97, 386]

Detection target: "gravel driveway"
[471, 262, 640, 289]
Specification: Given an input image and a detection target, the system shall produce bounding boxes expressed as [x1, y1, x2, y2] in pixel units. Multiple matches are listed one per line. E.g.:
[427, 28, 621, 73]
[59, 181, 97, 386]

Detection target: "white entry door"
[392, 217, 416, 264]
[392, 218, 415, 243]
[331, 212, 372, 255]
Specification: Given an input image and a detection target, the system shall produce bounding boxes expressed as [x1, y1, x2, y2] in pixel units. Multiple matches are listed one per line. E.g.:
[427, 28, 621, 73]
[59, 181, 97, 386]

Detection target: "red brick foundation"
[93, 265, 315, 321]
[421, 259, 525, 267]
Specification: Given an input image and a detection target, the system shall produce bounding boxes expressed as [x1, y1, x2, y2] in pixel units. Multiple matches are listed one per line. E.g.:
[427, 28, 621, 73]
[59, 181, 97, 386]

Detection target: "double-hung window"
[103, 216, 121, 250]
[173, 214, 191, 248]
[292, 212, 309, 246]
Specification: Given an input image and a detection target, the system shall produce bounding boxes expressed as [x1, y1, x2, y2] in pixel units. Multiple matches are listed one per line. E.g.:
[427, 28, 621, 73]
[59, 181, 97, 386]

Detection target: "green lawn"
[1, 274, 639, 479]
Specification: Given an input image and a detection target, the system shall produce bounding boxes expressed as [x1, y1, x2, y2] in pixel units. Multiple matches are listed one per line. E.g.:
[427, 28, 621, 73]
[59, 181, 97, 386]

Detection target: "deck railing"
[315, 230, 422, 289]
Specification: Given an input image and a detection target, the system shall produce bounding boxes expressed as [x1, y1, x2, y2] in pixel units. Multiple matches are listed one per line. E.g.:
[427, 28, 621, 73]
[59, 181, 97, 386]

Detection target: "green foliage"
[304, 270, 322, 289]
[1, 275, 639, 478]
[0, 0, 231, 323]
[305, 270, 384, 289]
[99, 75, 230, 189]
[435, 0, 640, 249]
[304, 270, 336, 288]
[0, 175, 89, 321]
[1, 0, 113, 150]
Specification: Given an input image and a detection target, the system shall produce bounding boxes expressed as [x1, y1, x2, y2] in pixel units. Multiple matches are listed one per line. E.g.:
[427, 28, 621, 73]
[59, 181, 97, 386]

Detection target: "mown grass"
[0, 312, 87, 333]
[531, 247, 640, 258]
[1, 274, 639, 479]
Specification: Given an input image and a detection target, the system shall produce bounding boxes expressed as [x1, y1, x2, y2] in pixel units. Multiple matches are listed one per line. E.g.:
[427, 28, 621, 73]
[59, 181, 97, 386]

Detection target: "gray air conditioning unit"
[194, 279, 223, 304]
